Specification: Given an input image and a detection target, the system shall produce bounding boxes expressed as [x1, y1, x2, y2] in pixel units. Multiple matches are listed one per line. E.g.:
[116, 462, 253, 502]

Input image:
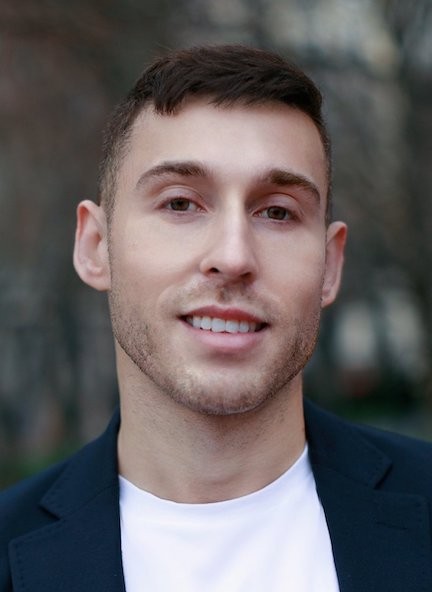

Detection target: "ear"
[321, 221, 347, 308]
[73, 200, 111, 291]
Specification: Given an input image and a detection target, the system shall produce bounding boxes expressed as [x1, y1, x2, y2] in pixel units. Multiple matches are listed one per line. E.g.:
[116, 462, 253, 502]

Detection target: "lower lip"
[180, 319, 267, 354]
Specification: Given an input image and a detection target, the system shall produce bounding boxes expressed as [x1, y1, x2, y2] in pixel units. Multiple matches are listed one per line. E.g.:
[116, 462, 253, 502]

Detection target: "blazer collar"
[39, 411, 121, 519]
[305, 400, 432, 592]
[9, 412, 125, 592]
[304, 399, 392, 488]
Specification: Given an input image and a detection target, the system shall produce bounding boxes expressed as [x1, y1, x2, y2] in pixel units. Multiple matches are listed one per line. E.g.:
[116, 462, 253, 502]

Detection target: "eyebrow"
[136, 161, 207, 188]
[135, 160, 321, 203]
[261, 169, 320, 203]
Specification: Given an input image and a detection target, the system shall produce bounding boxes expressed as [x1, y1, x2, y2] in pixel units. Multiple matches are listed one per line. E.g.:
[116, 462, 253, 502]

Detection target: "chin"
[183, 398, 264, 417]
[165, 380, 281, 417]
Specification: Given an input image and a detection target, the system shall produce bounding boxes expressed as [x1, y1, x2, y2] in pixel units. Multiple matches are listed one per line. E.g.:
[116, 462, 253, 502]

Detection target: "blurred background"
[1, 0, 432, 488]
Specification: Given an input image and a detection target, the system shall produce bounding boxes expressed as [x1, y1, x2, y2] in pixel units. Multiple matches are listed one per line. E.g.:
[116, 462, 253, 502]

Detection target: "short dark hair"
[98, 44, 331, 220]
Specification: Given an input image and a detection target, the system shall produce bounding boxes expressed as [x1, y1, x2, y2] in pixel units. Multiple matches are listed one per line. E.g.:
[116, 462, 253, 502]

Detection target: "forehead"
[118, 99, 328, 199]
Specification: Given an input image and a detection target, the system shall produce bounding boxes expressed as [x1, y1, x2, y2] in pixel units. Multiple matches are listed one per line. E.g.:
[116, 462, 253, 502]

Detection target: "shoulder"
[305, 399, 432, 496]
[0, 460, 67, 547]
[0, 410, 120, 547]
[352, 420, 432, 491]
[0, 458, 68, 588]
[0, 413, 120, 587]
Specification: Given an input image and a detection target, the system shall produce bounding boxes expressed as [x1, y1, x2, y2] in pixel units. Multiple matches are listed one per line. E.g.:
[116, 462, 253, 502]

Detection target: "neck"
[117, 358, 306, 504]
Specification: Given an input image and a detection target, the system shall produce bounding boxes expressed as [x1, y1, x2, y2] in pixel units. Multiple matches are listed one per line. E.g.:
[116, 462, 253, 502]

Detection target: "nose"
[199, 207, 258, 280]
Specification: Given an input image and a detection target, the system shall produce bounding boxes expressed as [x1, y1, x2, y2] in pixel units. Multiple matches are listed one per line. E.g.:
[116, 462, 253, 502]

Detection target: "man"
[1, 45, 431, 592]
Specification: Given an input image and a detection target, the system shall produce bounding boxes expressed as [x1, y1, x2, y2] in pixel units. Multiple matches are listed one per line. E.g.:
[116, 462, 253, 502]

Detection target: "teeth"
[186, 316, 260, 333]
[226, 320, 239, 333]
[211, 318, 226, 333]
[201, 316, 212, 330]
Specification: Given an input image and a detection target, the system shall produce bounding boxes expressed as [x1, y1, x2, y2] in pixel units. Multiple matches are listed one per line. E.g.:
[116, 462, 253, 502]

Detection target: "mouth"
[182, 315, 267, 334]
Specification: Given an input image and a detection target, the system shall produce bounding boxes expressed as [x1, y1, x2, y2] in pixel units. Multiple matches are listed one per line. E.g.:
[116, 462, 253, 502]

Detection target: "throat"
[117, 394, 306, 504]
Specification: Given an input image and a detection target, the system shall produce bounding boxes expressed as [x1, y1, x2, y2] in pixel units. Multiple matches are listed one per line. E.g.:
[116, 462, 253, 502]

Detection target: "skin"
[73, 99, 347, 503]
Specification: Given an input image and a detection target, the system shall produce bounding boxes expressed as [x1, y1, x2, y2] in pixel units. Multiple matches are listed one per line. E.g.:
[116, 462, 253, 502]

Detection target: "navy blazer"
[1, 400, 432, 591]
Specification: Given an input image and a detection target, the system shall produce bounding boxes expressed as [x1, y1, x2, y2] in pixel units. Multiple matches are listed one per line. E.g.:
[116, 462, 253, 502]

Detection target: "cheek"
[113, 217, 171, 271]
[277, 270, 324, 312]
[110, 227, 194, 310]
[262, 235, 326, 289]
[273, 261, 326, 320]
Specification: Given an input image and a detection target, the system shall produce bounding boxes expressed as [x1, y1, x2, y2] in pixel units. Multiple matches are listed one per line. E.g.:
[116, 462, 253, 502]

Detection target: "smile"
[185, 316, 265, 333]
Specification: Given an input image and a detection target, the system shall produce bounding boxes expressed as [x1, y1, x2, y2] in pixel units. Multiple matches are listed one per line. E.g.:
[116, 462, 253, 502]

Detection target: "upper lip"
[181, 305, 266, 324]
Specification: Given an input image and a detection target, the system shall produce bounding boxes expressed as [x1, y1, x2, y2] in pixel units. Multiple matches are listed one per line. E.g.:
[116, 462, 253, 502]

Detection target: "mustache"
[175, 279, 278, 323]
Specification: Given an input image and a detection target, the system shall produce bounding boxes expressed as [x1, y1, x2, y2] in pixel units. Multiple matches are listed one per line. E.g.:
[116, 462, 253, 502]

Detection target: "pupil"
[171, 199, 189, 211]
[268, 206, 286, 220]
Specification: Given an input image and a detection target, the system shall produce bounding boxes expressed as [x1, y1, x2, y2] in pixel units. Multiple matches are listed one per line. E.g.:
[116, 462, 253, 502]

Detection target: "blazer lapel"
[8, 413, 126, 592]
[305, 400, 432, 592]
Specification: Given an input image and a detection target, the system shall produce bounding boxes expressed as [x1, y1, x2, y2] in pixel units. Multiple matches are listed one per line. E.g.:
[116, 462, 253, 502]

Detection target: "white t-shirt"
[119, 446, 339, 591]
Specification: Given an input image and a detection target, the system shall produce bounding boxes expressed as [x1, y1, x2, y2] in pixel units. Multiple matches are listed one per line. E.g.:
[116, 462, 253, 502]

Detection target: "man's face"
[105, 99, 345, 415]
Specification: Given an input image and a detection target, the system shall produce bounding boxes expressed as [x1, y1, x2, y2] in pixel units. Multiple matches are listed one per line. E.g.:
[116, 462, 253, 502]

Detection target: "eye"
[167, 198, 198, 212]
[259, 206, 292, 221]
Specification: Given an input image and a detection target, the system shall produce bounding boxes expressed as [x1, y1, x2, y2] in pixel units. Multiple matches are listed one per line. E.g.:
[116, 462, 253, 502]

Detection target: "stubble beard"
[109, 286, 322, 417]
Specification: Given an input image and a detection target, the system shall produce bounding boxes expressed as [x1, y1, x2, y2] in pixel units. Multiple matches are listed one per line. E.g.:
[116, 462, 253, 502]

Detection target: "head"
[98, 44, 332, 224]
[74, 45, 346, 418]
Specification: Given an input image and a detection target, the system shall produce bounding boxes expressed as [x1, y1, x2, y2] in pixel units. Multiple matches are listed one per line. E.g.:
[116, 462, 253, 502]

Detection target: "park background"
[1, 0, 432, 488]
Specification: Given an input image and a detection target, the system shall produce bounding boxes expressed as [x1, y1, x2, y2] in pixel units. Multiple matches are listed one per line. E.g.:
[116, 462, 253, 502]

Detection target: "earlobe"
[73, 200, 111, 291]
[321, 221, 347, 308]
